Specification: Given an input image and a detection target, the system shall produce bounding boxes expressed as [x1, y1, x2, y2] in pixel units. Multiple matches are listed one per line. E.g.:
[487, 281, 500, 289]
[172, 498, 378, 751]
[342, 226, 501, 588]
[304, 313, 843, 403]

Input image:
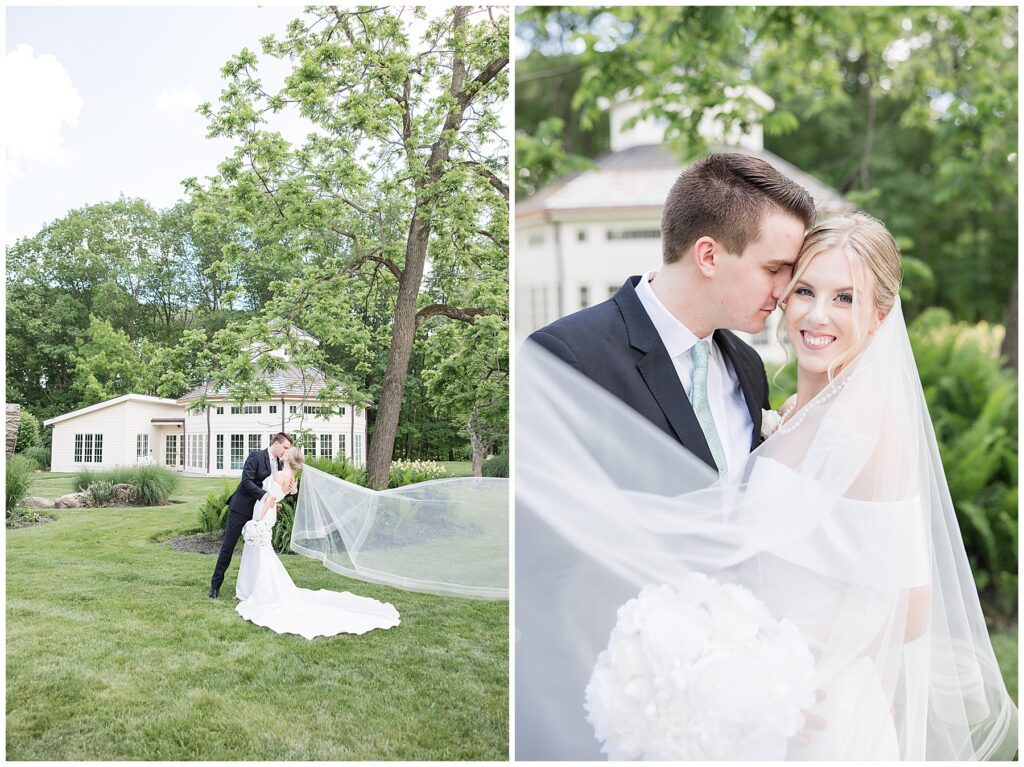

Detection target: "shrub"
[14, 410, 41, 452]
[197, 486, 235, 533]
[6, 455, 34, 512]
[388, 459, 447, 487]
[74, 465, 179, 506]
[307, 456, 368, 486]
[86, 481, 117, 506]
[272, 494, 297, 555]
[22, 446, 50, 471]
[481, 454, 508, 478]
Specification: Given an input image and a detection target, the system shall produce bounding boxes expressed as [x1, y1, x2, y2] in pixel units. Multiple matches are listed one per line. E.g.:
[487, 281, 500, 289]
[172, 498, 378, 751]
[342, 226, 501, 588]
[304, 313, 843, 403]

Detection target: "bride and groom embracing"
[209, 432, 399, 639]
[517, 154, 1016, 760]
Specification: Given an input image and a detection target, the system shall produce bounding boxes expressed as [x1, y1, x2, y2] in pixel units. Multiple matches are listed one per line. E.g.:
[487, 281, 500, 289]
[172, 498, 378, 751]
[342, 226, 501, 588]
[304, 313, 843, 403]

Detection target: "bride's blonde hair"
[284, 446, 305, 472]
[780, 212, 902, 380]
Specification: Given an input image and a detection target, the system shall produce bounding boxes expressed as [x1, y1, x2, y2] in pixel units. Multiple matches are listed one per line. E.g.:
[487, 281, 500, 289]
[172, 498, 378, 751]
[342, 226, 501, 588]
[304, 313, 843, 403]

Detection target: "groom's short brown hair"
[272, 432, 293, 446]
[661, 153, 816, 264]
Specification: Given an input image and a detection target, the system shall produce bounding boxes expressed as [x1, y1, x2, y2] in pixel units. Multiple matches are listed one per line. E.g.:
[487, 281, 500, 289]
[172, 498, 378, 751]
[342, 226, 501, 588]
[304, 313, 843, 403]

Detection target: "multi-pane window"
[231, 405, 262, 415]
[289, 405, 298, 414]
[137, 433, 149, 460]
[338, 433, 346, 460]
[230, 434, 245, 470]
[248, 434, 261, 455]
[75, 433, 104, 463]
[354, 433, 363, 466]
[303, 405, 327, 415]
[606, 228, 660, 241]
[216, 434, 224, 470]
[216, 406, 224, 415]
[269, 405, 277, 414]
[580, 285, 589, 309]
[301, 433, 317, 456]
[187, 434, 207, 470]
[319, 434, 333, 459]
[165, 435, 178, 467]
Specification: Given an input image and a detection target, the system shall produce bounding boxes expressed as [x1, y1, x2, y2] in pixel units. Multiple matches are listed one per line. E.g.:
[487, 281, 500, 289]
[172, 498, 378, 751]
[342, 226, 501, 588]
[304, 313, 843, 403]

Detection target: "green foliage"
[86, 481, 118, 506]
[481, 453, 508, 478]
[908, 309, 1017, 616]
[21, 445, 51, 471]
[272, 494, 297, 555]
[306, 456, 368, 486]
[74, 465, 180, 506]
[388, 459, 448, 487]
[197, 486, 235, 533]
[6, 455, 35, 512]
[14, 410, 41, 452]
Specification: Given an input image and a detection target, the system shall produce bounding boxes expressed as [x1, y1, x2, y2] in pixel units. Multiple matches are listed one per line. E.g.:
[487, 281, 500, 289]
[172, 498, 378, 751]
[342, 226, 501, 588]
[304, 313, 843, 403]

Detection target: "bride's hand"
[789, 689, 827, 747]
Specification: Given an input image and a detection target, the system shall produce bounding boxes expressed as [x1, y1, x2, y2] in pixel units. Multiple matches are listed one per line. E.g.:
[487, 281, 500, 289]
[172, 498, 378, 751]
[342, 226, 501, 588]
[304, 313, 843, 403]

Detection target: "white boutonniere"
[761, 409, 783, 439]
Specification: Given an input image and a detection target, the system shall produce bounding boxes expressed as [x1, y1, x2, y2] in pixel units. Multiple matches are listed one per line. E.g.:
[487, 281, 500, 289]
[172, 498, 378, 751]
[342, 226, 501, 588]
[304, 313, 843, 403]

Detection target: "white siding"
[49, 399, 182, 473]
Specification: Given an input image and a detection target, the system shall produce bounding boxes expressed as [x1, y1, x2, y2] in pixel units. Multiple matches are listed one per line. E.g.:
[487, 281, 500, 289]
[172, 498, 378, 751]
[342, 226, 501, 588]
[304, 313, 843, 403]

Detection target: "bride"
[516, 213, 1016, 760]
[235, 447, 400, 639]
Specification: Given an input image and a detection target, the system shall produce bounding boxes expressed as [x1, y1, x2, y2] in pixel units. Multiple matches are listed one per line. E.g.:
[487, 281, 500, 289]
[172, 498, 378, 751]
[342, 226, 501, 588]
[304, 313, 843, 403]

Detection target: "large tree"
[194, 6, 509, 487]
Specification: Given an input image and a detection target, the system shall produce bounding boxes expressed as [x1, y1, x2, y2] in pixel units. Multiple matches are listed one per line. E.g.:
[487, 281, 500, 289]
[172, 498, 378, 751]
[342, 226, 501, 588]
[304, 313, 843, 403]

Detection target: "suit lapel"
[714, 330, 764, 449]
[615, 277, 716, 468]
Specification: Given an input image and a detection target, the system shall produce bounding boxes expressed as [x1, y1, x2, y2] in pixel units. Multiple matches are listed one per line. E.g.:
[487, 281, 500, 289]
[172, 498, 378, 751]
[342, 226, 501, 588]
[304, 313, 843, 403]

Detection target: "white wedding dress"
[516, 301, 1017, 760]
[235, 475, 400, 639]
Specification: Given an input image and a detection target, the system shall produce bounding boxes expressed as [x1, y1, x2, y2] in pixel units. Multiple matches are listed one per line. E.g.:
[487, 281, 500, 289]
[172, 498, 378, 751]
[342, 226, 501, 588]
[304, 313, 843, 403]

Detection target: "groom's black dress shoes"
[208, 587, 219, 599]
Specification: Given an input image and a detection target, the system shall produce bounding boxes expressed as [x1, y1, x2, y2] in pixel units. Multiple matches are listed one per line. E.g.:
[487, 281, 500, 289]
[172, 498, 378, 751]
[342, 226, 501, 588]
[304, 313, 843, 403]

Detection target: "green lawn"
[438, 461, 473, 477]
[7, 473, 508, 760]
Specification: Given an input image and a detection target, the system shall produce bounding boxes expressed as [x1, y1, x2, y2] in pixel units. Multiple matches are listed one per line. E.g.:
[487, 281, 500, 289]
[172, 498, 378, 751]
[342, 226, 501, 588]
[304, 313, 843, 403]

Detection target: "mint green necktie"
[689, 340, 728, 477]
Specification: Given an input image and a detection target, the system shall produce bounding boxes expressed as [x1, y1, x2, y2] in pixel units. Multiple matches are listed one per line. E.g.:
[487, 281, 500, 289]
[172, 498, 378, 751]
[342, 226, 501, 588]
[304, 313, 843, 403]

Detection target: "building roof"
[516, 144, 853, 221]
[176, 361, 337, 404]
[42, 394, 180, 427]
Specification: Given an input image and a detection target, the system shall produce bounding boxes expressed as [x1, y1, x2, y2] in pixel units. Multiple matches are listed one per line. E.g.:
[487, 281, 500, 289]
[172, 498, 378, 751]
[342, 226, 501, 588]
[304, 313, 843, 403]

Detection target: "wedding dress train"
[235, 476, 400, 639]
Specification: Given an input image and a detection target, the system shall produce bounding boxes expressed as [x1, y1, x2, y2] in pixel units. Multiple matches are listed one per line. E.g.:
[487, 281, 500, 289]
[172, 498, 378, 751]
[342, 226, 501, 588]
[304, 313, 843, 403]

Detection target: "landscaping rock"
[23, 496, 56, 509]
[114, 484, 137, 504]
[54, 492, 90, 509]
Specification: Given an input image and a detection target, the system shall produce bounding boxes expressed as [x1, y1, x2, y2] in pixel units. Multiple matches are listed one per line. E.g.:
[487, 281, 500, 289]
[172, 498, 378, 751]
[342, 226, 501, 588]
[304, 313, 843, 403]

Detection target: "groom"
[529, 153, 814, 476]
[208, 431, 293, 599]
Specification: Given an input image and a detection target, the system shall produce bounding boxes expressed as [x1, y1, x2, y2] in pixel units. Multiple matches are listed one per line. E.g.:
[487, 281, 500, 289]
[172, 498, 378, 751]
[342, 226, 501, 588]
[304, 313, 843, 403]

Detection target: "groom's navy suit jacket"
[528, 276, 770, 471]
[227, 450, 281, 518]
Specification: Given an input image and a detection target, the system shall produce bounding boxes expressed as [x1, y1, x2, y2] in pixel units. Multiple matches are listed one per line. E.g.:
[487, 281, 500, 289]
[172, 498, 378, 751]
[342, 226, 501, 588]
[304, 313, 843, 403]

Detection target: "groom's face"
[714, 212, 805, 334]
[270, 441, 290, 458]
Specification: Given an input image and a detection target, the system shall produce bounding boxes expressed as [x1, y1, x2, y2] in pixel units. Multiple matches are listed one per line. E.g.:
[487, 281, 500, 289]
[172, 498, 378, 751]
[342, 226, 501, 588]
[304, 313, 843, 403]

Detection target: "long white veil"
[293, 467, 508, 600]
[516, 301, 1016, 760]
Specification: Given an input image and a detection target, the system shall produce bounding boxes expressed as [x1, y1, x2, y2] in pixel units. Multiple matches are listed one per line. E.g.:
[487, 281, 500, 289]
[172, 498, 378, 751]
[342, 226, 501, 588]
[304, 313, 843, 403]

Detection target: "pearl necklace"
[777, 367, 864, 436]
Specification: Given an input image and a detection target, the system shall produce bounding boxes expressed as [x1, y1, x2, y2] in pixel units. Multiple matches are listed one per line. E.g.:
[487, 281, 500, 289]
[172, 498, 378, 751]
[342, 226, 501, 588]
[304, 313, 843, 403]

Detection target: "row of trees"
[7, 7, 509, 484]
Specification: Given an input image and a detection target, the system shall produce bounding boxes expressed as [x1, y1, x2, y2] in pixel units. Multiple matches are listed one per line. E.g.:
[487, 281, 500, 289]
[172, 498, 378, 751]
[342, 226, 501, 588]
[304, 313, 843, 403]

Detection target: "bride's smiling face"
[783, 247, 868, 375]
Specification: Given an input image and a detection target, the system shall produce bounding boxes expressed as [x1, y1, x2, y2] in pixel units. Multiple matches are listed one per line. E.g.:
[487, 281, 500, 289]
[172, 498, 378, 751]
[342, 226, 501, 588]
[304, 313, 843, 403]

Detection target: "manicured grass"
[991, 630, 1018, 704]
[7, 473, 508, 760]
[438, 461, 473, 477]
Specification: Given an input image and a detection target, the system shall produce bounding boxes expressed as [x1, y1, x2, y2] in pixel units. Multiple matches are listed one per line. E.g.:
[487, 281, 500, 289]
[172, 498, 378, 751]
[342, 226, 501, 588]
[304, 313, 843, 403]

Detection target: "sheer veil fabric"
[515, 301, 1016, 760]
[292, 468, 508, 600]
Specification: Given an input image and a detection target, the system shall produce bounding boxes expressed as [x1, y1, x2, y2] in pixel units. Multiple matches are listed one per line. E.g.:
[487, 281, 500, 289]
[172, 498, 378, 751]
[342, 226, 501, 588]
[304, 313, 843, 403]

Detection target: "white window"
[580, 285, 589, 309]
[289, 405, 298, 415]
[577, 229, 587, 242]
[84, 434, 93, 462]
[230, 434, 244, 470]
[606, 228, 660, 241]
[248, 434, 261, 455]
[609, 285, 618, 298]
[528, 233, 544, 247]
[338, 433, 346, 459]
[94, 434, 103, 463]
[269, 405, 277, 414]
[216, 434, 224, 470]
[320, 434, 333, 459]
[301, 433, 317, 456]
[231, 404, 262, 415]
[216, 406, 224, 415]
[74, 434, 83, 462]
[136, 433, 149, 460]
[354, 433, 363, 466]
[165, 435, 178, 467]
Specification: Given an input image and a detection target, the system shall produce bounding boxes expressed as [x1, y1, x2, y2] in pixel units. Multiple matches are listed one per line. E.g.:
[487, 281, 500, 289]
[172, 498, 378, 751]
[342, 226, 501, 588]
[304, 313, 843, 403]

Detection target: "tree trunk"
[468, 410, 484, 478]
[1000, 274, 1017, 372]
[366, 211, 431, 488]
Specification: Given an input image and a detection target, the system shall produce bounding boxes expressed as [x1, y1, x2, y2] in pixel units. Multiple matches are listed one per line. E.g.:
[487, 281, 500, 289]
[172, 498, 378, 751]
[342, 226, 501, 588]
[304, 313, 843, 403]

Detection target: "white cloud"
[3, 43, 83, 174]
[153, 86, 201, 112]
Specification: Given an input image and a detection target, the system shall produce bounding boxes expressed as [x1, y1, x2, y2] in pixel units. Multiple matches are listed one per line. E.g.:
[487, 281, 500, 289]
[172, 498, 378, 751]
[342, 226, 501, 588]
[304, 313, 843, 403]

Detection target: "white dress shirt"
[635, 272, 754, 474]
[266, 447, 278, 478]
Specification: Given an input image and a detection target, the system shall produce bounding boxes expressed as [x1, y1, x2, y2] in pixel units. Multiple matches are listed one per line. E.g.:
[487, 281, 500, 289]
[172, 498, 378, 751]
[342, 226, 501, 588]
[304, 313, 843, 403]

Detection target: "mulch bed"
[164, 531, 225, 554]
[6, 510, 57, 529]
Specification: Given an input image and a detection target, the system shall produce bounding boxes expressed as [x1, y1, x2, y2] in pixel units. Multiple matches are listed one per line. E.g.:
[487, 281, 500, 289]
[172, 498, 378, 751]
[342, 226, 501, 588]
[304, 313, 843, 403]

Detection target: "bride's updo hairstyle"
[781, 211, 902, 379]
[285, 446, 305, 472]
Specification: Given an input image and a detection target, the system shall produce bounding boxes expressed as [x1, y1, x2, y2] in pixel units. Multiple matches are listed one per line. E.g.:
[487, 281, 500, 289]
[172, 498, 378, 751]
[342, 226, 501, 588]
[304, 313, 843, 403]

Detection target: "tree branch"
[415, 304, 489, 327]
[461, 161, 509, 199]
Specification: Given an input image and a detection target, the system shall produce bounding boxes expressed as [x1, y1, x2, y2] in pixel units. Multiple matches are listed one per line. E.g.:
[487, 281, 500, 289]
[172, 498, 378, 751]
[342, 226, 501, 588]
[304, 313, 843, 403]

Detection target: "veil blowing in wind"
[515, 299, 1016, 760]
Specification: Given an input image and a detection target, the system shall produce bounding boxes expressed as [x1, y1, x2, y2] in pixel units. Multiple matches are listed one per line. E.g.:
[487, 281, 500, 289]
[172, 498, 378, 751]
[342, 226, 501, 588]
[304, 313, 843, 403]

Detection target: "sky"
[4, 5, 307, 242]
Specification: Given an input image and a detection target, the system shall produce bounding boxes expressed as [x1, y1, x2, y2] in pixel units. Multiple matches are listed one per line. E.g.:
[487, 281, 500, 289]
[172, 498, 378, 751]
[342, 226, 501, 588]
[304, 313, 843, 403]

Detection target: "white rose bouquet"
[241, 518, 273, 548]
[584, 575, 816, 760]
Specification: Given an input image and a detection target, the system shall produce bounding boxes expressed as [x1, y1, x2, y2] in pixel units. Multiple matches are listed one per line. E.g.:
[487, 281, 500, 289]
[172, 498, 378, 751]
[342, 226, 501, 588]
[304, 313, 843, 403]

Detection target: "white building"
[516, 88, 854, 363]
[44, 329, 367, 476]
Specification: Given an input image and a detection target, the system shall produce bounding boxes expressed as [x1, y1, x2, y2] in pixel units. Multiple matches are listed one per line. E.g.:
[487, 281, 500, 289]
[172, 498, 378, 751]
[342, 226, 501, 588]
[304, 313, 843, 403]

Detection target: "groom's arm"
[237, 452, 266, 501]
[528, 329, 583, 373]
